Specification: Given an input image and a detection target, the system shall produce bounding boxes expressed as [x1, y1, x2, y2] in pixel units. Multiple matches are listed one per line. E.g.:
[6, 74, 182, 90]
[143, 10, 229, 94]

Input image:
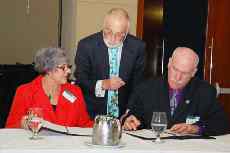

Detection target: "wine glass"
[151, 112, 167, 143]
[27, 107, 43, 140]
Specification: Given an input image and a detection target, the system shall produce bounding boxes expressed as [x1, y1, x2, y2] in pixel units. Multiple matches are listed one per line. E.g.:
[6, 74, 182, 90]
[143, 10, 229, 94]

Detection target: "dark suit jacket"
[74, 32, 145, 118]
[128, 76, 229, 136]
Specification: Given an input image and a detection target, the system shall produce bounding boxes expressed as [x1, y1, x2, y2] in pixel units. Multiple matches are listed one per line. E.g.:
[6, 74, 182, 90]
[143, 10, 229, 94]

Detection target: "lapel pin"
[185, 100, 190, 104]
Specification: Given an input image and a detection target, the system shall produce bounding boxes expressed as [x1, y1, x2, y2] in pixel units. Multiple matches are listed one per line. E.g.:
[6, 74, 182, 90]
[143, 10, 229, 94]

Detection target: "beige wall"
[0, 0, 59, 64]
[75, 0, 138, 40]
[0, 0, 138, 65]
[61, 0, 138, 78]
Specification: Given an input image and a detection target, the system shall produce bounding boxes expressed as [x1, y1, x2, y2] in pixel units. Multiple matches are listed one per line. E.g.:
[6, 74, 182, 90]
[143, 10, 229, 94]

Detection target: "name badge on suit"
[186, 115, 200, 124]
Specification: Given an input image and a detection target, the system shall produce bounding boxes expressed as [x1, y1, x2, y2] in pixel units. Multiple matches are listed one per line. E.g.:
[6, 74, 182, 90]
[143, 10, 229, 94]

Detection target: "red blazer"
[5, 75, 94, 128]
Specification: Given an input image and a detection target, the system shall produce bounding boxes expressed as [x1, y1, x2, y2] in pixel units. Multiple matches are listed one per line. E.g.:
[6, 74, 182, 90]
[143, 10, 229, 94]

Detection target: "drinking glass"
[27, 107, 43, 140]
[151, 112, 167, 143]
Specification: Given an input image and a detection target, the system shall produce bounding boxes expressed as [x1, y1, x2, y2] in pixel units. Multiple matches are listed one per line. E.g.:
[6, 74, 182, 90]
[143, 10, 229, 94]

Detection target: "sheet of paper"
[42, 120, 67, 133]
[124, 129, 176, 139]
[42, 120, 92, 136]
[124, 129, 155, 139]
[124, 129, 203, 140]
[67, 127, 92, 136]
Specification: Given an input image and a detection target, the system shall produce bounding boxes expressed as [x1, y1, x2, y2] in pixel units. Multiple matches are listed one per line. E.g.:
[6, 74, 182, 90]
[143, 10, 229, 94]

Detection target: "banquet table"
[0, 128, 230, 153]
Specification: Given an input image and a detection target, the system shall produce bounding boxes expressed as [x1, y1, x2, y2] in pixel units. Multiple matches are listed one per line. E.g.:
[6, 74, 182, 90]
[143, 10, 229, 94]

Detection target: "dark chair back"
[0, 64, 38, 128]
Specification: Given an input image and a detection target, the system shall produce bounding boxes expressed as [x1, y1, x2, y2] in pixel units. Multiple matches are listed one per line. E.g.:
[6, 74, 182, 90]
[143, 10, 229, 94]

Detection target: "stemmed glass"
[151, 112, 167, 143]
[27, 107, 43, 140]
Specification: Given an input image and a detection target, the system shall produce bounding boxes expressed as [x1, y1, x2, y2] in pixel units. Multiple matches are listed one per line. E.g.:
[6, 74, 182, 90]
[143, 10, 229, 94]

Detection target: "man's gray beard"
[103, 39, 123, 48]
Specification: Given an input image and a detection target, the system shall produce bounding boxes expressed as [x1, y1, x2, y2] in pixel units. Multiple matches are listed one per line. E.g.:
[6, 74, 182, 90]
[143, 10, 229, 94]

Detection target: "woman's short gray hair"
[34, 47, 69, 74]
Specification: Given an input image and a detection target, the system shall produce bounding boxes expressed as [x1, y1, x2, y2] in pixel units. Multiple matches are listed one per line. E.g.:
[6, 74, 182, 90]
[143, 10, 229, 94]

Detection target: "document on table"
[124, 129, 174, 139]
[124, 129, 215, 140]
[42, 120, 92, 136]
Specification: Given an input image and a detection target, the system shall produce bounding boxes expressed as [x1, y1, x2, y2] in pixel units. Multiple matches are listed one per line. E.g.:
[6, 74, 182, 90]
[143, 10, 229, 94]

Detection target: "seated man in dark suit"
[123, 47, 229, 136]
[74, 8, 145, 118]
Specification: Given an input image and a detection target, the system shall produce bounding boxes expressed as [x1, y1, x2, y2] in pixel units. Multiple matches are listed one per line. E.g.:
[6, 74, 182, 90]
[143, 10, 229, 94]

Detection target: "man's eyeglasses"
[56, 64, 72, 71]
[171, 63, 193, 78]
[103, 28, 126, 41]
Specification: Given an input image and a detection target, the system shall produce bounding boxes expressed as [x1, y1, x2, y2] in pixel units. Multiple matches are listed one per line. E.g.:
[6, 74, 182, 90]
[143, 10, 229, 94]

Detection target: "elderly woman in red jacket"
[6, 47, 93, 128]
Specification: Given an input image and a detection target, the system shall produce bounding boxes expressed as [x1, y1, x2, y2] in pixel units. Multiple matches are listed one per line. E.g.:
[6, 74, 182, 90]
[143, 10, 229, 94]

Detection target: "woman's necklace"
[48, 88, 60, 105]
[42, 76, 60, 105]
[48, 94, 52, 101]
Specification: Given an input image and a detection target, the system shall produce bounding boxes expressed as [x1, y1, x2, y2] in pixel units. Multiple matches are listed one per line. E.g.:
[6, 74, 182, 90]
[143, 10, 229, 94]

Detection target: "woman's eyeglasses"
[56, 64, 72, 71]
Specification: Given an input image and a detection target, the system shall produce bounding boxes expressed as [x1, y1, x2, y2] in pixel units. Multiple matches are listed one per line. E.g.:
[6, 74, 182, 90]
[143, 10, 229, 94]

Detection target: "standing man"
[74, 8, 145, 118]
[123, 47, 229, 136]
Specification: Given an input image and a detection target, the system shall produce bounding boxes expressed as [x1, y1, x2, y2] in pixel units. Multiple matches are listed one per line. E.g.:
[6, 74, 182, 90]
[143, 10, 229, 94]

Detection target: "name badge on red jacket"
[62, 90, 77, 103]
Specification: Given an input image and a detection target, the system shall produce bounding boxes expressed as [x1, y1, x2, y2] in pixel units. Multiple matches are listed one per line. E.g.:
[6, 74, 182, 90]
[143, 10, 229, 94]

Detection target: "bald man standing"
[74, 8, 145, 118]
[123, 47, 229, 136]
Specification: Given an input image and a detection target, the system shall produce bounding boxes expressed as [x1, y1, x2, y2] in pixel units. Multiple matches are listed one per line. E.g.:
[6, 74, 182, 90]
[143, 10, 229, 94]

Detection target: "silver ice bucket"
[92, 115, 122, 146]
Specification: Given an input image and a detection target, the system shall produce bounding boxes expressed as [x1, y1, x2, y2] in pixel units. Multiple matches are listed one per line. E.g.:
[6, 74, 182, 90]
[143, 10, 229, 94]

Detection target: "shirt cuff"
[95, 80, 105, 97]
[197, 124, 205, 135]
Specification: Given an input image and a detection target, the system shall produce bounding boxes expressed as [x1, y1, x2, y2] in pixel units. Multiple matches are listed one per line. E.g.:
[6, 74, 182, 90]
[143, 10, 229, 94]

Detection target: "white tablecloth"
[0, 128, 230, 153]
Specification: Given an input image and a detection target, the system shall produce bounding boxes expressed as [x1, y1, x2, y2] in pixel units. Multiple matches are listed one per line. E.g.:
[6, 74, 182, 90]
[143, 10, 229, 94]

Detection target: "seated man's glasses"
[171, 63, 194, 78]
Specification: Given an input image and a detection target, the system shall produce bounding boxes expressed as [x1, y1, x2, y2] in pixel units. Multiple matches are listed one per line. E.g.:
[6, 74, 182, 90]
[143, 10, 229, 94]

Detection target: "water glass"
[27, 107, 43, 140]
[151, 112, 167, 143]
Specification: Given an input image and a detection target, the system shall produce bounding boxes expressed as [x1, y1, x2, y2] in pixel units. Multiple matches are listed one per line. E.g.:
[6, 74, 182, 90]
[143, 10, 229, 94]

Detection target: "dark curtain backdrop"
[142, 0, 164, 78]
[163, 0, 208, 79]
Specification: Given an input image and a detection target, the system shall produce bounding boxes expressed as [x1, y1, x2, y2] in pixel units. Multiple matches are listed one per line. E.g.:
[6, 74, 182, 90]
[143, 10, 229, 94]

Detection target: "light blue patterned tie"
[107, 47, 119, 117]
